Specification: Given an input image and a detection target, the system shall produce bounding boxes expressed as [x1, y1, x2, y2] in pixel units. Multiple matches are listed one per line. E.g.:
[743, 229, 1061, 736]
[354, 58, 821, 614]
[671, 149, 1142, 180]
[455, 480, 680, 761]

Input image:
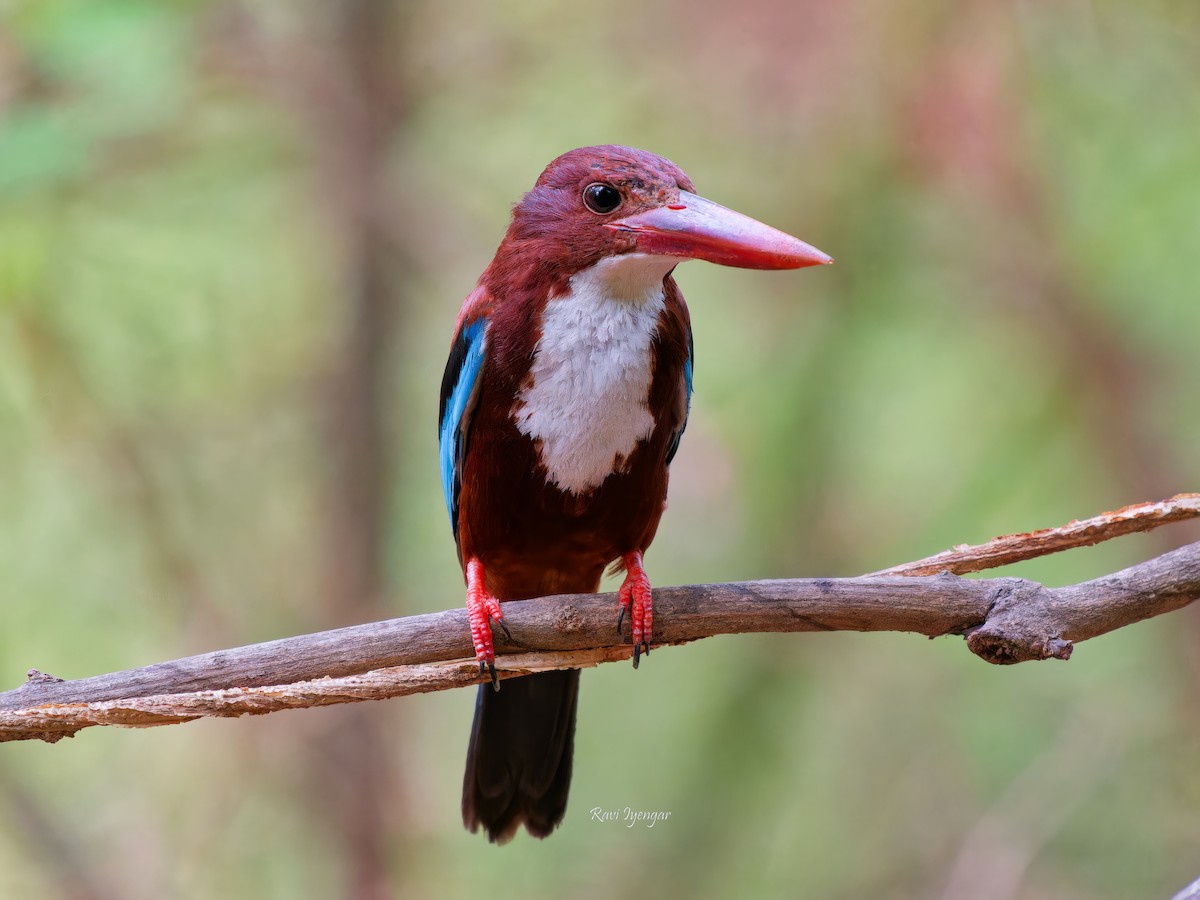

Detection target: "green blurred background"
[2, 1, 1199, 897]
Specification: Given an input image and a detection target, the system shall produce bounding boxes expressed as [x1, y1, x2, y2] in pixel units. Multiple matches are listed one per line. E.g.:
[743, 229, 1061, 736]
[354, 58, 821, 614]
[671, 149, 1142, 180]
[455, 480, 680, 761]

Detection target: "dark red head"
[483, 145, 831, 296]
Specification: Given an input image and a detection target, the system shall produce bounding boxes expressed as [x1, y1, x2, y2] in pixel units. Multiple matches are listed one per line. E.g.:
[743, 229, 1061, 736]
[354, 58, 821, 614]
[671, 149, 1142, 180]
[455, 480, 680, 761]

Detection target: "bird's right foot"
[616, 550, 653, 668]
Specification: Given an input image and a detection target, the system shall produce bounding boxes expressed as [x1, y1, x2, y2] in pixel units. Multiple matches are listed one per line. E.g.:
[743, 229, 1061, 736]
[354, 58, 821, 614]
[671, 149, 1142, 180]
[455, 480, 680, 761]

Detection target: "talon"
[465, 558, 508, 690]
[617, 550, 654, 668]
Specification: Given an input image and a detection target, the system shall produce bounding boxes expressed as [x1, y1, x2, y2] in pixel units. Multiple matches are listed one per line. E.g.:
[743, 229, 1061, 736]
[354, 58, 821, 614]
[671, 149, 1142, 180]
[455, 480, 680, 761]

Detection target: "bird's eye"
[582, 183, 621, 214]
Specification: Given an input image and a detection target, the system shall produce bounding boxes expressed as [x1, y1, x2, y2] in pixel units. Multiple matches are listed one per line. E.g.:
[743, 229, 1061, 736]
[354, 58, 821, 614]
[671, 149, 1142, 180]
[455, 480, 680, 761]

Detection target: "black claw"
[632, 640, 651, 668]
[478, 660, 486, 678]
[497, 618, 513, 642]
[488, 662, 500, 691]
[616, 605, 626, 635]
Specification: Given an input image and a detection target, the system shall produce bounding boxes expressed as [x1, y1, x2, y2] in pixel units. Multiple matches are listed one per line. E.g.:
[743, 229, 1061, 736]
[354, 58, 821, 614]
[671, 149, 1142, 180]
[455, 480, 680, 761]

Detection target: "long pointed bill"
[605, 191, 832, 270]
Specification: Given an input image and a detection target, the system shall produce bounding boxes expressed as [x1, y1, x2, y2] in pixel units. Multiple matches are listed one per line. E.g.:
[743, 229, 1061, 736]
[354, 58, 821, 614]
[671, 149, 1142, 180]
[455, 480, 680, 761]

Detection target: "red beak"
[605, 191, 832, 270]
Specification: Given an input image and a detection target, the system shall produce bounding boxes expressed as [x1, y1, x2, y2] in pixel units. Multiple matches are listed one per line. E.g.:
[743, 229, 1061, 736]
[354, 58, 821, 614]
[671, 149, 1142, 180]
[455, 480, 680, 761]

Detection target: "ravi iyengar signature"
[589, 807, 672, 827]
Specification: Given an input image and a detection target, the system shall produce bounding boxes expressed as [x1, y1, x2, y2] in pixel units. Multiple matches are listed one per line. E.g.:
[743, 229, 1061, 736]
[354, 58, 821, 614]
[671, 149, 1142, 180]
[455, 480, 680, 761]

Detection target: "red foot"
[616, 551, 653, 668]
[466, 558, 510, 690]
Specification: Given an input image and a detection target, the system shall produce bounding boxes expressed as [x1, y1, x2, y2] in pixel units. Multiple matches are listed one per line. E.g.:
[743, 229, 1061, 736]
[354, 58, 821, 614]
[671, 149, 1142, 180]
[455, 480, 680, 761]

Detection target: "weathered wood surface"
[2, 539, 1198, 743]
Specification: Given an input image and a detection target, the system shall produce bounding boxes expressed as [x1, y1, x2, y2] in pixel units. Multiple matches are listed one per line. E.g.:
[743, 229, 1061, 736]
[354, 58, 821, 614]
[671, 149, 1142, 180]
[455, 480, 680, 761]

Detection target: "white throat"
[513, 253, 681, 495]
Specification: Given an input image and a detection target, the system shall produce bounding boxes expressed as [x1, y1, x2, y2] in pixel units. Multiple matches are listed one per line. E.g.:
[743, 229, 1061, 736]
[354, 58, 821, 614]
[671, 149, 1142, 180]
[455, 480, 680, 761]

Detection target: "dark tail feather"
[462, 669, 580, 843]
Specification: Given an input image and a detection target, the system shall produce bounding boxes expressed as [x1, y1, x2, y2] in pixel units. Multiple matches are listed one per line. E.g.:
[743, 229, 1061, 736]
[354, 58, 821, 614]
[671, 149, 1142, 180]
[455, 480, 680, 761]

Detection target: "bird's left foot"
[616, 551, 653, 668]
[466, 558, 512, 691]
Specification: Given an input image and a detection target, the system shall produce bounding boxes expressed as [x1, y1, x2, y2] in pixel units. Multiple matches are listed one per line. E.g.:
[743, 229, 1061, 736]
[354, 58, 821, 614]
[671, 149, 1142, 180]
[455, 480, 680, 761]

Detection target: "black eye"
[582, 183, 621, 214]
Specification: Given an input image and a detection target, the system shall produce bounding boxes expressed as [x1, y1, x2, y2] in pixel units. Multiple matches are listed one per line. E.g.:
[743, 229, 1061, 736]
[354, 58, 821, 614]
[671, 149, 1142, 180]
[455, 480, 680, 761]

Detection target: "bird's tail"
[462, 668, 580, 843]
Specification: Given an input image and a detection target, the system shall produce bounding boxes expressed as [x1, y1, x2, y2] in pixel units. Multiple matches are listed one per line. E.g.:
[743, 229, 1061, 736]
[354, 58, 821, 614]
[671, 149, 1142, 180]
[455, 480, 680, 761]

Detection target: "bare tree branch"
[2, 497, 1199, 744]
[872, 493, 1200, 576]
[1173, 875, 1200, 900]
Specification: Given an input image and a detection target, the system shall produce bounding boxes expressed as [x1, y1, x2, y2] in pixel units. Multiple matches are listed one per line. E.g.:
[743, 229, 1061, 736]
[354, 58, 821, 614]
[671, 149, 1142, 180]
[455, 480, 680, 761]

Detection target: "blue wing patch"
[665, 328, 693, 467]
[438, 318, 488, 535]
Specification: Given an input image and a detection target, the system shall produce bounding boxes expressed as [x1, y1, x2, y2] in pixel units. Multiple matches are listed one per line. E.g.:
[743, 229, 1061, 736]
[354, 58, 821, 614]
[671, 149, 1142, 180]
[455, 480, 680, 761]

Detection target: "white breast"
[513, 253, 681, 495]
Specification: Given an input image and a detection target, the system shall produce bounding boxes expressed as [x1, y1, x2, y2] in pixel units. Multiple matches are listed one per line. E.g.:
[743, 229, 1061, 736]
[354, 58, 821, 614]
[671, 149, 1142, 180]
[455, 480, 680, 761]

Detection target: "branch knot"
[967, 579, 1074, 664]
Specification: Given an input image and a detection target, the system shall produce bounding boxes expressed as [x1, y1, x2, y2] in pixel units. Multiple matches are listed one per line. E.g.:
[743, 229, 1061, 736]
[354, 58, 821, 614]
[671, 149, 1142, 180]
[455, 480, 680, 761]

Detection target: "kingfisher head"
[483, 145, 831, 300]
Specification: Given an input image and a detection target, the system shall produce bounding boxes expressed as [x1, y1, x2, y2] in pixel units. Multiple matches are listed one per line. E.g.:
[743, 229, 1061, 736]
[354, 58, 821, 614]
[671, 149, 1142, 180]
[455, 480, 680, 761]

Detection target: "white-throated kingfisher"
[439, 145, 831, 842]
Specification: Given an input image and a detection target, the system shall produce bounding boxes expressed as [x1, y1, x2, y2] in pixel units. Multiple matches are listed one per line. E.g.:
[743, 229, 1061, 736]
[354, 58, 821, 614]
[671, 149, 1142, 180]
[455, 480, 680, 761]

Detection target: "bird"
[438, 145, 831, 843]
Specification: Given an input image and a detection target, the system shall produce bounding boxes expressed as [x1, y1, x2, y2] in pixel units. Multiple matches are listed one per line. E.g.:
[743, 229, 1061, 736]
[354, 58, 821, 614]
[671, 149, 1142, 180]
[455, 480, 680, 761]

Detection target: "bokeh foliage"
[1, 1, 1198, 898]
